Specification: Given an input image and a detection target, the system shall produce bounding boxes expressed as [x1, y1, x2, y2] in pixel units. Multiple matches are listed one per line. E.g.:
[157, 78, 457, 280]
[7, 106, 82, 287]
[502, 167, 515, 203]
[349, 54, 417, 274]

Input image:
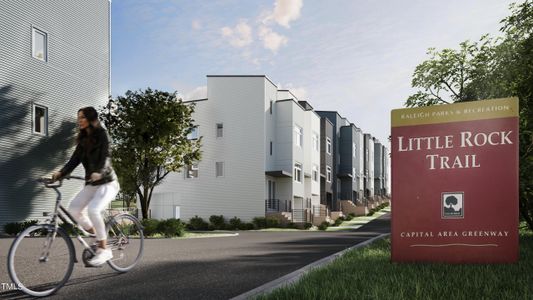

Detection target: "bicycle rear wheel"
[105, 213, 144, 272]
[7, 225, 75, 297]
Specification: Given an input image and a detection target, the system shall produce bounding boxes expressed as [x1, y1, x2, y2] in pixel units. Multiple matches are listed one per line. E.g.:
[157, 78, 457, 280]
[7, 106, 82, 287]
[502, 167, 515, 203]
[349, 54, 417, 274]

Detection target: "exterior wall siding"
[0, 0, 110, 230]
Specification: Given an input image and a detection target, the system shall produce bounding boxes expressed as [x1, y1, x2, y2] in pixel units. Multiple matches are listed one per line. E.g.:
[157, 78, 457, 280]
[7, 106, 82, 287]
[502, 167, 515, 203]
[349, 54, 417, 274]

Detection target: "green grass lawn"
[257, 230, 533, 300]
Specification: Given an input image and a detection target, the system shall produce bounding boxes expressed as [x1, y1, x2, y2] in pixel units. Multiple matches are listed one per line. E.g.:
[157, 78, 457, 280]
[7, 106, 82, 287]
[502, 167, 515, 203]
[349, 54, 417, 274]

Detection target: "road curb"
[230, 232, 391, 300]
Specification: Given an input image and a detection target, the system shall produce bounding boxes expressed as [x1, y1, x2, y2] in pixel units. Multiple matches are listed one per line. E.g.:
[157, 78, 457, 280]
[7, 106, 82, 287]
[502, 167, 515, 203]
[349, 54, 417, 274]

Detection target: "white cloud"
[221, 20, 253, 48]
[184, 86, 208, 101]
[192, 20, 202, 30]
[258, 26, 288, 53]
[262, 0, 303, 28]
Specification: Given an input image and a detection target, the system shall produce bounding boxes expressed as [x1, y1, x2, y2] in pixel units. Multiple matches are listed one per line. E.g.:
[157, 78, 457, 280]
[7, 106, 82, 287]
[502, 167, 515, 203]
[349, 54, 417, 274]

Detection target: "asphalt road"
[0, 213, 390, 300]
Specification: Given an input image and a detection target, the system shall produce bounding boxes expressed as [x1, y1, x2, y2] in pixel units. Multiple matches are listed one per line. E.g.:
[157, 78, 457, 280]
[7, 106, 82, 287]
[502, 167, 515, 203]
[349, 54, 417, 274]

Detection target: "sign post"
[391, 97, 519, 263]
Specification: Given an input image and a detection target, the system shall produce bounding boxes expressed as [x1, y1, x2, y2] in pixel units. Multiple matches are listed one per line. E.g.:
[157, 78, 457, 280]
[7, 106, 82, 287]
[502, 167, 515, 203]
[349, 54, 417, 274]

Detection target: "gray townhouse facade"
[319, 117, 334, 210]
[339, 124, 364, 204]
[0, 1, 111, 229]
[374, 141, 383, 197]
[363, 134, 375, 200]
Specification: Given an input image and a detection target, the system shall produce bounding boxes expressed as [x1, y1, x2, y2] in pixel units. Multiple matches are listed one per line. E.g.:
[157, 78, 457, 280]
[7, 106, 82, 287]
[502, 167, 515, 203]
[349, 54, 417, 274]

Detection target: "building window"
[326, 138, 332, 155]
[270, 100, 273, 114]
[32, 26, 47, 62]
[185, 164, 198, 178]
[294, 163, 302, 183]
[270, 141, 273, 156]
[326, 166, 332, 183]
[353, 143, 356, 158]
[216, 123, 223, 138]
[353, 168, 356, 182]
[313, 134, 319, 152]
[312, 164, 319, 182]
[32, 104, 48, 135]
[294, 125, 303, 148]
[187, 126, 199, 140]
[216, 162, 224, 177]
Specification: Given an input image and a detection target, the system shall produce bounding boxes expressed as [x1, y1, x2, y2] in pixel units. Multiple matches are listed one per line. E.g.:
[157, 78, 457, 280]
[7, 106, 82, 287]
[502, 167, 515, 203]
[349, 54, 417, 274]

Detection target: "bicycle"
[7, 176, 145, 297]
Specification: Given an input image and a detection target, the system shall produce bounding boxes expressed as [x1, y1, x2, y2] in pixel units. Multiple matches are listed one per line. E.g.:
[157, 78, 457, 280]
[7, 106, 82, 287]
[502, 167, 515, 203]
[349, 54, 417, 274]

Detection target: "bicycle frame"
[39, 177, 98, 263]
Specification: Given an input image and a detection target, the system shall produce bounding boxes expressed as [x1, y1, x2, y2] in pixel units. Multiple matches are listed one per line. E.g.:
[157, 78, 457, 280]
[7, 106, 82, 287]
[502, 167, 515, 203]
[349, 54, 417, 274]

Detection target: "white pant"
[68, 180, 120, 241]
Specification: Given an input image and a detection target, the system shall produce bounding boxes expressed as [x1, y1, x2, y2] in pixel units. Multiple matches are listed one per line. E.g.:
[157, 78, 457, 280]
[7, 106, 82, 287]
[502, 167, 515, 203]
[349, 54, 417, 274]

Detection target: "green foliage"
[227, 217, 244, 230]
[253, 217, 267, 229]
[303, 222, 313, 230]
[406, 1, 533, 230]
[318, 221, 329, 231]
[141, 218, 160, 236]
[157, 218, 185, 237]
[209, 215, 226, 230]
[333, 217, 345, 227]
[3, 220, 38, 235]
[188, 215, 209, 231]
[59, 222, 82, 236]
[100, 88, 202, 220]
[266, 217, 280, 228]
[345, 215, 354, 221]
[244, 223, 255, 230]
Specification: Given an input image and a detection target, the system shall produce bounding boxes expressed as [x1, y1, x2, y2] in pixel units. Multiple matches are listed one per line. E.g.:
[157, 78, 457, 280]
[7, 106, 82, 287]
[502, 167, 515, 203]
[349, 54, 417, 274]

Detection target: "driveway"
[0, 213, 390, 299]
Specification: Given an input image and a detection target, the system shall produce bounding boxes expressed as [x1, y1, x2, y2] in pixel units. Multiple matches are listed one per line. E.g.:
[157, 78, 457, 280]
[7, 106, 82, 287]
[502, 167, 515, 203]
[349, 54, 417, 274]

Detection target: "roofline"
[315, 110, 345, 120]
[207, 75, 277, 88]
[278, 89, 298, 100]
[321, 117, 334, 126]
[183, 98, 208, 103]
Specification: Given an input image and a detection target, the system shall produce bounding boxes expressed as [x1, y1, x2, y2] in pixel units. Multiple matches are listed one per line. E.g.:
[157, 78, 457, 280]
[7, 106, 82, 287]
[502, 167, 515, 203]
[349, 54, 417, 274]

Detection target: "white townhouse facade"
[150, 75, 321, 222]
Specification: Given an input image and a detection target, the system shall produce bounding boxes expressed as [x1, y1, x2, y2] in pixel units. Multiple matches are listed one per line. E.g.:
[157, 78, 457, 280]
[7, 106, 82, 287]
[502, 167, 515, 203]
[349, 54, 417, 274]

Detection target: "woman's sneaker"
[89, 248, 113, 266]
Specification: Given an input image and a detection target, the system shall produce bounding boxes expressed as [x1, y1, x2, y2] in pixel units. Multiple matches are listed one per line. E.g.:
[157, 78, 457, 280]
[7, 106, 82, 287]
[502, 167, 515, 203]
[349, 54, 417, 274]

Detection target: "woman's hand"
[51, 171, 62, 182]
[90, 172, 103, 182]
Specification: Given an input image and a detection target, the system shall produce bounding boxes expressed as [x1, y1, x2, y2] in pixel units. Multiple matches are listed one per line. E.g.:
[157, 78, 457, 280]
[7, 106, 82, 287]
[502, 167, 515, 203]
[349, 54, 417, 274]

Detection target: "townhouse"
[150, 75, 321, 222]
[0, 0, 111, 229]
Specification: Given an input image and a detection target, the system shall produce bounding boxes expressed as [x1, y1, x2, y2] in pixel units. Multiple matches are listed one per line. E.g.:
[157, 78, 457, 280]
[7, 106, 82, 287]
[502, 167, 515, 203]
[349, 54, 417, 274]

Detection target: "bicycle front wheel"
[106, 213, 144, 272]
[7, 225, 75, 297]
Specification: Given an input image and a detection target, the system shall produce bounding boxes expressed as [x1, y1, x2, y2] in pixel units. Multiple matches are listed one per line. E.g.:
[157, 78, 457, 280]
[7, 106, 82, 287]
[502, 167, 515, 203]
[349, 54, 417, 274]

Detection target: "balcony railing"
[265, 199, 292, 213]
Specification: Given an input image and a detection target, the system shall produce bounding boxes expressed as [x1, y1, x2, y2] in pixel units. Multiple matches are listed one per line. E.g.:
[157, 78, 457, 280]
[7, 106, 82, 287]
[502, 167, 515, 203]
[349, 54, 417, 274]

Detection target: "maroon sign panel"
[391, 98, 519, 263]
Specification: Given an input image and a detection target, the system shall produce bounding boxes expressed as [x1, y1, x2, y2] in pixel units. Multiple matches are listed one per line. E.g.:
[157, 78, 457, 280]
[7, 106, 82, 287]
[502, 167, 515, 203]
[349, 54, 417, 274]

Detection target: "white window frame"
[294, 125, 303, 148]
[185, 163, 198, 179]
[294, 163, 302, 183]
[216, 161, 224, 177]
[326, 138, 332, 155]
[32, 103, 48, 136]
[312, 164, 319, 182]
[187, 126, 199, 140]
[313, 133, 319, 152]
[216, 123, 223, 138]
[31, 26, 48, 62]
[326, 166, 332, 183]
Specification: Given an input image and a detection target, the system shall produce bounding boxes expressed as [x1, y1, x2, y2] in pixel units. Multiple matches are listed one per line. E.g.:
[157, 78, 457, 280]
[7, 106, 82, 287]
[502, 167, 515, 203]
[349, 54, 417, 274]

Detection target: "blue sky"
[111, 0, 516, 145]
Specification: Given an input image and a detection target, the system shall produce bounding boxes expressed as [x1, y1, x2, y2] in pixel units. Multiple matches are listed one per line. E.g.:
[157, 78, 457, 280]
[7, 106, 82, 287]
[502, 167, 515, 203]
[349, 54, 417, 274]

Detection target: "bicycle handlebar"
[38, 175, 90, 188]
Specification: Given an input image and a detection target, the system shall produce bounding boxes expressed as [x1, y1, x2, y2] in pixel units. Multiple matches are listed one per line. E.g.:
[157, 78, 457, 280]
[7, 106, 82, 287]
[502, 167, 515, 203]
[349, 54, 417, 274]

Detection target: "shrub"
[141, 218, 160, 236]
[287, 222, 297, 229]
[266, 217, 280, 228]
[348, 213, 356, 218]
[244, 223, 255, 230]
[303, 222, 313, 230]
[209, 215, 226, 230]
[318, 221, 329, 231]
[227, 217, 243, 230]
[157, 218, 185, 237]
[3, 220, 39, 236]
[188, 215, 209, 230]
[367, 210, 375, 216]
[334, 218, 344, 227]
[253, 217, 267, 229]
[59, 222, 82, 236]
[345, 215, 354, 221]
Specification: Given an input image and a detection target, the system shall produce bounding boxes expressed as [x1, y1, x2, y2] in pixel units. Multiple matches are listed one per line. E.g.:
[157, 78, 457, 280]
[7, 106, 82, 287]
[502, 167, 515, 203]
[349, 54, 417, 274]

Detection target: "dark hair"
[76, 106, 102, 147]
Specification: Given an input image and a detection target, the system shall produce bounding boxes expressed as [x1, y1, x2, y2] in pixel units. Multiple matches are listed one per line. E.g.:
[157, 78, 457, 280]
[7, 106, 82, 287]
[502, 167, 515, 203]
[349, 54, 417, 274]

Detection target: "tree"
[100, 88, 202, 219]
[406, 1, 533, 230]
[445, 196, 458, 209]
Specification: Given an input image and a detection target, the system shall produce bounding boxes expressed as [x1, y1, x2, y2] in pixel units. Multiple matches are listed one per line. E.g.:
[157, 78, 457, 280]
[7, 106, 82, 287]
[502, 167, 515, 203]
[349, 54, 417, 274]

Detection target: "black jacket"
[60, 127, 117, 185]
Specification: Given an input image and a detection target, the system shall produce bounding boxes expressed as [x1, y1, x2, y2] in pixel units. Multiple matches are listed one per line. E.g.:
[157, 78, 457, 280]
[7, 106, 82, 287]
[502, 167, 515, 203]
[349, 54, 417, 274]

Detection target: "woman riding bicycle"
[51, 106, 120, 266]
